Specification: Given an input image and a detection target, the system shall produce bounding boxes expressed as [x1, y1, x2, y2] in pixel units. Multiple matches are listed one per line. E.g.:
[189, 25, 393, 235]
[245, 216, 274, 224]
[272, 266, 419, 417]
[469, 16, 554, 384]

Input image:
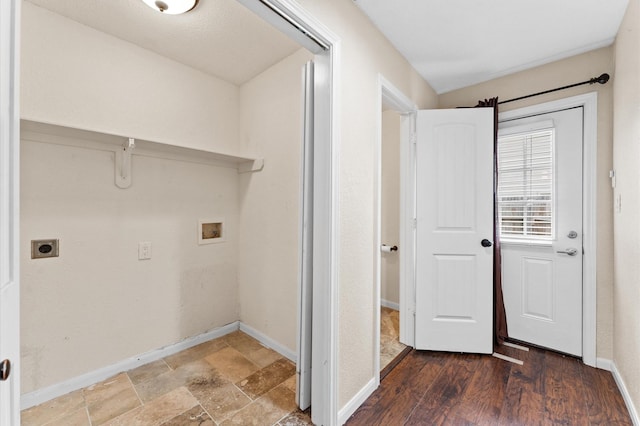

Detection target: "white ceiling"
[355, 0, 629, 94]
[26, 0, 630, 93]
[25, 0, 301, 86]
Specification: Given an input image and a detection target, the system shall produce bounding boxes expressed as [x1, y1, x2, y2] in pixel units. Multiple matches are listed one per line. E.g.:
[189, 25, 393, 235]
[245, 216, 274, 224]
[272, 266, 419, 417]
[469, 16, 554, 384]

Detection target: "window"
[497, 128, 554, 240]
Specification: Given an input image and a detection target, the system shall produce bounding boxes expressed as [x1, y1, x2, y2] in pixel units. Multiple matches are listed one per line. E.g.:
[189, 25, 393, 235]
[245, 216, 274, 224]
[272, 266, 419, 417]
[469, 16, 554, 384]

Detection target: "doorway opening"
[395, 93, 597, 367]
[379, 106, 408, 376]
[12, 1, 340, 424]
[375, 76, 416, 382]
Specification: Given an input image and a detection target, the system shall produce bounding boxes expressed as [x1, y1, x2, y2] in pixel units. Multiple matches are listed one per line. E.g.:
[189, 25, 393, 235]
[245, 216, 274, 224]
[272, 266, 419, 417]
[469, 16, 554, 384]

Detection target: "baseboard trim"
[20, 321, 299, 411]
[611, 361, 640, 425]
[596, 357, 613, 371]
[239, 322, 297, 363]
[21, 321, 240, 410]
[381, 299, 399, 311]
[337, 377, 377, 425]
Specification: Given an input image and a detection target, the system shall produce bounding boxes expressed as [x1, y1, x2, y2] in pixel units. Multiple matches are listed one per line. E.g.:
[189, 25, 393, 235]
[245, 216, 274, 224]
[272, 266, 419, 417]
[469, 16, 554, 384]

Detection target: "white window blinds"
[497, 128, 554, 240]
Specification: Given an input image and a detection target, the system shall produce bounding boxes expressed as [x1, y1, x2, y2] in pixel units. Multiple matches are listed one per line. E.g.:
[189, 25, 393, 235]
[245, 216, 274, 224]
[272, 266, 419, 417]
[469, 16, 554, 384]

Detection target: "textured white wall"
[612, 0, 640, 415]
[20, 139, 239, 393]
[237, 49, 313, 352]
[296, 0, 438, 408]
[21, 2, 239, 154]
[381, 110, 401, 305]
[439, 47, 616, 360]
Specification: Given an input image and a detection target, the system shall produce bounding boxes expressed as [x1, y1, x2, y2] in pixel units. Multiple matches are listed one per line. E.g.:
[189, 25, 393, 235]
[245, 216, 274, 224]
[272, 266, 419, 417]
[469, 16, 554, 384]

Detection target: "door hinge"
[609, 170, 616, 188]
[413, 218, 417, 229]
[410, 132, 417, 145]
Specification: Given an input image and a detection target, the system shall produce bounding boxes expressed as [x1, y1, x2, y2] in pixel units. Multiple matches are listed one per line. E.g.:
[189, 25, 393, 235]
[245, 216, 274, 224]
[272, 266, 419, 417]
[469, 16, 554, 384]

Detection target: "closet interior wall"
[20, 1, 307, 396]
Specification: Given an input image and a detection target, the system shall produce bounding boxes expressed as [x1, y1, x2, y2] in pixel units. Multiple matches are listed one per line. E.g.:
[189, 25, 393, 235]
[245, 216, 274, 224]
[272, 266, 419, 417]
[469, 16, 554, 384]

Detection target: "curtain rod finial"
[591, 73, 610, 85]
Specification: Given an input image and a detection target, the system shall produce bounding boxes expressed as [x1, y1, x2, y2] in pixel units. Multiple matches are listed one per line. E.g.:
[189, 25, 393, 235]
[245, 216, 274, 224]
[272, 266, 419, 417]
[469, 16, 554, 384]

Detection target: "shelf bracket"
[115, 138, 135, 189]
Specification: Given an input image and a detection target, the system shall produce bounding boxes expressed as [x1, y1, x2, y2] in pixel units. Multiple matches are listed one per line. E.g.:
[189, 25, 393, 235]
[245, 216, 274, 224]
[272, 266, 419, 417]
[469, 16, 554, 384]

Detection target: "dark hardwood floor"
[347, 344, 632, 425]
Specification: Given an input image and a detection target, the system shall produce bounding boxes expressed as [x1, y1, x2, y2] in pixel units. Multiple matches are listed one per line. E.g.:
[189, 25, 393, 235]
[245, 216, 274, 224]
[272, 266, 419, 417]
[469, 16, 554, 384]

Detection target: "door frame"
[374, 75, 416, 382]
[399, 92, 597, 367]
[0, 0, 22, 423]
[243, 4, 343, 421]
[241, 4, 343, 420]
[498, 92, 598, 367]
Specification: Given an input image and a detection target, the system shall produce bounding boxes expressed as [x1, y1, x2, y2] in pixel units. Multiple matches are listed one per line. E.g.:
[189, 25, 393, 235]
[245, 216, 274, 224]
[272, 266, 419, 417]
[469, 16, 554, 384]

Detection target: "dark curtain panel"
[476, 97, 509, 345]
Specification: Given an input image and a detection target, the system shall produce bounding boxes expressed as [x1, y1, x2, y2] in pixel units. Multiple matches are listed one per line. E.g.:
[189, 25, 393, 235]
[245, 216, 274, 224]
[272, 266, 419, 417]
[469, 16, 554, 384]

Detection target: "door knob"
[557, 248, 578, 256]
[481, 239, 493, 247]
[0, 359, 10, 381]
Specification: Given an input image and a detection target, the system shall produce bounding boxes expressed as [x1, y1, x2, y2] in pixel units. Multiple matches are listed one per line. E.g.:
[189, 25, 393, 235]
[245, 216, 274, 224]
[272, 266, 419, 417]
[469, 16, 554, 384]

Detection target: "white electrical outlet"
[138, 242, 152, 260]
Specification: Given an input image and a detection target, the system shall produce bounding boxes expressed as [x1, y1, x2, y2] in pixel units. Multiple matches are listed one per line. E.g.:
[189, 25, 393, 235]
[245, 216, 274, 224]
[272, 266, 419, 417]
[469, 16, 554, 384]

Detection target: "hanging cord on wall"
[498, 73, 610, 105]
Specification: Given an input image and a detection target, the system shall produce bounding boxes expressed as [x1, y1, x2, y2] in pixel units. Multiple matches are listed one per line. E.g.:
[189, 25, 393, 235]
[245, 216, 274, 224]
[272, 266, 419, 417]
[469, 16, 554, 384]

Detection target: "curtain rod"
[498, 73, 610, 105]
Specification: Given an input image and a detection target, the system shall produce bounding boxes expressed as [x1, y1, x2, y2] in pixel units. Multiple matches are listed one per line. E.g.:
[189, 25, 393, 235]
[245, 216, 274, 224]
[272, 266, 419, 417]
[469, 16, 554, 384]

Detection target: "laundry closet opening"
[19, 0, 319, 421]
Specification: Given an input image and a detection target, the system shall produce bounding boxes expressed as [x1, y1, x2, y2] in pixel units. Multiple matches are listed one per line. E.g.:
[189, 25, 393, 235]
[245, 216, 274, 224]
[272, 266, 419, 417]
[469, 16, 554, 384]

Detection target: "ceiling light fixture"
[141, 0, 198, 15]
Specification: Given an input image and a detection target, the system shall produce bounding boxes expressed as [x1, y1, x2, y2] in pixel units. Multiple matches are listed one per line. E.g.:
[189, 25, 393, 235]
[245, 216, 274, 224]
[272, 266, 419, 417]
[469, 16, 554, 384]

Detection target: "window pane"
[497, 129, 554, 240]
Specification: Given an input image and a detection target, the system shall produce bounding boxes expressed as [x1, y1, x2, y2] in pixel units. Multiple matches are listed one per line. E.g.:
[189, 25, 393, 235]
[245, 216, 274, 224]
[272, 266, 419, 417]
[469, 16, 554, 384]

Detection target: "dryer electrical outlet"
[31, 239, 59, 259]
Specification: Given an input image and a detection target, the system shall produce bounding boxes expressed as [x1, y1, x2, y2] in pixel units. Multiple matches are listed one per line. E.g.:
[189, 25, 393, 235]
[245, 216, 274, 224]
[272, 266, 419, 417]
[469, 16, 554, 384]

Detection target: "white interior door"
[499, 107, 583, 356]
[415, 108, 494, 354]
[296, 61, 313, 410]
[0, 0, 21, 423]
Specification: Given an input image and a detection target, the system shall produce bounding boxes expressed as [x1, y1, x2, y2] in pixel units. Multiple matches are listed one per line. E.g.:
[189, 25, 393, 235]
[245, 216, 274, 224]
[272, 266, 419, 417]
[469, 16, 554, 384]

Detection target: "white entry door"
[415, 108, 494, 354]
[498, 107, 583, 356]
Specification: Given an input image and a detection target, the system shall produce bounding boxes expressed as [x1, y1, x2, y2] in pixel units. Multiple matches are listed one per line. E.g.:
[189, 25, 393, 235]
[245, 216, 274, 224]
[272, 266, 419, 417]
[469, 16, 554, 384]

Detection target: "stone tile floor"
[23, 310, 402, 425]
[380, 307, 407, 372]
[21, 331, 312, 426]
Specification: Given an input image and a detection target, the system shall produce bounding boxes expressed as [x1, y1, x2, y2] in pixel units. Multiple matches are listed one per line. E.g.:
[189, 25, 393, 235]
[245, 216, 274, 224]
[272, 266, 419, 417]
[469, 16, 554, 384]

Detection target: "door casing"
[399, 92, 598, 367]
[0, 0, 22, 423]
